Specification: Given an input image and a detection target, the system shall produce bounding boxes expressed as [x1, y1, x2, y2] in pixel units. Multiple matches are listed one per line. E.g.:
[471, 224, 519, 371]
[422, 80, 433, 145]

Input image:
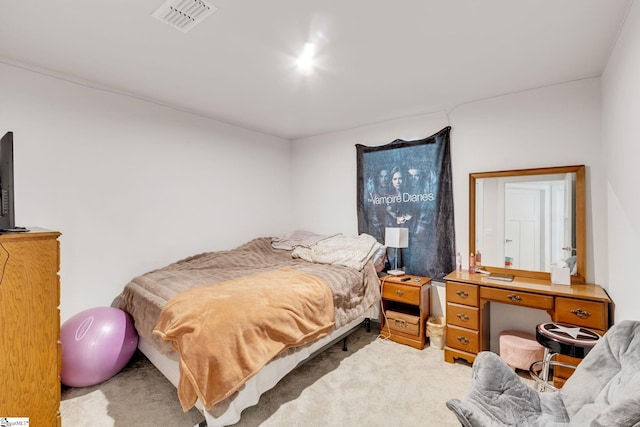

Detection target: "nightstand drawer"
[446, 302, 479, 330]
[446, 324, 479, 353]
[382, 282, 420, 305]
[386, 310, 420, 337]
[480, 287, 553, 310]
[446, 281, 479, 307]
[556, 298, 606, 330]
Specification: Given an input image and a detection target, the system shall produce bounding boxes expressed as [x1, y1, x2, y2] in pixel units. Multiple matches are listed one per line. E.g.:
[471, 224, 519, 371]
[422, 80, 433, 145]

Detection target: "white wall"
[1, 62, 293, 323]
[602, 0, 640, 322]
[292, 78, 606, 350]
[291, 113, 449, 234]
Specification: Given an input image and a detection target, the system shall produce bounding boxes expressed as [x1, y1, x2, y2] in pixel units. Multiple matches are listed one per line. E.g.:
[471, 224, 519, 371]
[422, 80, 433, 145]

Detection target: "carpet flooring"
[60, 324, 531, 426]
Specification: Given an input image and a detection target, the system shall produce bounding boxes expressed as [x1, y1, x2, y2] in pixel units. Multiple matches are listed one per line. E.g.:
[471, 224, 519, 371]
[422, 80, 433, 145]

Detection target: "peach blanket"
[153, 268, 335, 411]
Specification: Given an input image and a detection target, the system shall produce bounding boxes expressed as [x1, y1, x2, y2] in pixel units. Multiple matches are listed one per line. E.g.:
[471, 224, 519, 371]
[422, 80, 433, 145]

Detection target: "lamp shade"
[384, 227, 409, 248]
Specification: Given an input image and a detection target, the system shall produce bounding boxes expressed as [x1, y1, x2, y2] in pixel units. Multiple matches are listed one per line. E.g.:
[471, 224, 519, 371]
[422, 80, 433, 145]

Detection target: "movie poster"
[356, 127, 455, 280]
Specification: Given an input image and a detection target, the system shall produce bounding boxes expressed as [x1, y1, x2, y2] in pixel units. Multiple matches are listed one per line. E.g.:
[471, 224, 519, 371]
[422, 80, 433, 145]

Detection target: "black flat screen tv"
[0, 131, 15, 231]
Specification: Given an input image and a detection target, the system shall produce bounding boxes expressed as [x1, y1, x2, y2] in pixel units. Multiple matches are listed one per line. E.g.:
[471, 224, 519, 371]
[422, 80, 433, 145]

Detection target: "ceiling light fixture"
[296, 43, 316, 73]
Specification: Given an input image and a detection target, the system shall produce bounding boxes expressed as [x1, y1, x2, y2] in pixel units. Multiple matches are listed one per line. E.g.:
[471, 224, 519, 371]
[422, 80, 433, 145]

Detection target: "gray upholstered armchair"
[446, 320, 640, 427]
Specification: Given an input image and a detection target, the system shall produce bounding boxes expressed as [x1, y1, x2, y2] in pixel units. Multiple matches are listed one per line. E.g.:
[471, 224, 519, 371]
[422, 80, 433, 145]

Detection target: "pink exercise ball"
[60, 307, 138, 387]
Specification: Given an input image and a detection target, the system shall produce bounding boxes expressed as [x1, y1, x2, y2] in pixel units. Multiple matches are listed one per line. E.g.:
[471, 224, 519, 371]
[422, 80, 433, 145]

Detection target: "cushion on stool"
[499, 330, 545, 371]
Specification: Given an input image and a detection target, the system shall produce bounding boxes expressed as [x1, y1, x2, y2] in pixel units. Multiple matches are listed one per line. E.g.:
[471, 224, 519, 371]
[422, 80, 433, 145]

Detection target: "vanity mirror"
[470, 165, 586, 283]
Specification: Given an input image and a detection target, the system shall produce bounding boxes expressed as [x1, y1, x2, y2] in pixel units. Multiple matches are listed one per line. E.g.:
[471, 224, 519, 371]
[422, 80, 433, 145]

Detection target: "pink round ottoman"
[499, 330, 545, 371]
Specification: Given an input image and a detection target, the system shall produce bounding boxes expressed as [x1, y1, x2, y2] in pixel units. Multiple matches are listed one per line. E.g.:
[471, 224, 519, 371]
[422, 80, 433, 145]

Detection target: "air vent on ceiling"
[152, 0, 217, 33]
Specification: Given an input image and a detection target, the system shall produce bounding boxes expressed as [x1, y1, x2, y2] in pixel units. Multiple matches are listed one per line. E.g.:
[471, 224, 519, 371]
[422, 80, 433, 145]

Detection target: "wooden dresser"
[444, 270, 611, 375]
[0, 229, 61, 426]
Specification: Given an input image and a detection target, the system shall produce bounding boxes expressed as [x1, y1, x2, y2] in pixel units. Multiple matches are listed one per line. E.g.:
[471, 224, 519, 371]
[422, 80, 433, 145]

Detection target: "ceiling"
[0, 0, 632, 140]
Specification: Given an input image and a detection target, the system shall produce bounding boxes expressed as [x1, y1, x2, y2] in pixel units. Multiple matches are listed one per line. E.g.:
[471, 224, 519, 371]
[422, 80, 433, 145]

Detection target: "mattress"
[112, 236, 382, 425]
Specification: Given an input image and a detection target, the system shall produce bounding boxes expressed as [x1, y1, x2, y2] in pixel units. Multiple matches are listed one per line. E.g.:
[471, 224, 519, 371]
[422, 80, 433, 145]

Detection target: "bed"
[112, 233, 382, 426]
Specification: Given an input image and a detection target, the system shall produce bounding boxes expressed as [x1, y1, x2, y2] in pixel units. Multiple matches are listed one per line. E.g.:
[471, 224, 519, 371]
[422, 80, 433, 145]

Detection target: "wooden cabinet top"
[0, 228, 60, 241]
[444, 270, 610, 303]
[381, 275, 431, 288]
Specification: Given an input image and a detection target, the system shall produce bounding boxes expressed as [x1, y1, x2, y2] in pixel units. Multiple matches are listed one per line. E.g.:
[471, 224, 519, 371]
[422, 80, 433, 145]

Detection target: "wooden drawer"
[446, 302, 479, 330]
[446, 324, 479, 353]
[556, 298, 606, 330]
[480, 287, 553, 310]
[386, 310, 420, 337]
[446, 281, 479, 307]
[382, 282, 420, 305]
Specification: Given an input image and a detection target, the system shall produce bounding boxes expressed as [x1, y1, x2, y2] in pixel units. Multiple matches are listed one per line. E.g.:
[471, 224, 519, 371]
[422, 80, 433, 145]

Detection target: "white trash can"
[426, 316, 446, 350]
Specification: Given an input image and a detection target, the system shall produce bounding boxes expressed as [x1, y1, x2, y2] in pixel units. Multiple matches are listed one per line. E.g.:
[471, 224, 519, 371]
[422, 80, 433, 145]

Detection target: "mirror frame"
[469, 165, 586, 283]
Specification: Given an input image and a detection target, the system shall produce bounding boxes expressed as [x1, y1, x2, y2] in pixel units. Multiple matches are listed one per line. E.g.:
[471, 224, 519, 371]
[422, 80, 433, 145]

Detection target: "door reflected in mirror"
[476, 173, 575, 274]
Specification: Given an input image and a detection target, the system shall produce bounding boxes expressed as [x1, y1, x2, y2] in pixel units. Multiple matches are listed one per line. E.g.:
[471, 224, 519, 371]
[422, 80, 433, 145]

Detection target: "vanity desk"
[443, 270, 611, 366]
[455, 164, 613, 386]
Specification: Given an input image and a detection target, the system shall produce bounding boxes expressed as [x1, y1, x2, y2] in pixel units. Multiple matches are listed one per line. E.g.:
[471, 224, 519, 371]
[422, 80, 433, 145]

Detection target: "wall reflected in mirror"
[476, 172, 576, 274]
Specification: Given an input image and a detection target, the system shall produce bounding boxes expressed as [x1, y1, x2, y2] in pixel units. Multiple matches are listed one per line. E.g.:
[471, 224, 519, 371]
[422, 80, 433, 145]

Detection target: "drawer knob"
[456, 290, 469, 298]
[507, 294, 523, 303]
[570, 308, 591, 319]
[456, 336, 470, 345]
[456, 313, 469, 322]
[395, 289, 404, 297]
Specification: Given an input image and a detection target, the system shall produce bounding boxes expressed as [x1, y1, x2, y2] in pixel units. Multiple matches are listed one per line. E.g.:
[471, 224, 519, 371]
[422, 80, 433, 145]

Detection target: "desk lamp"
[385, 227, 409, 276]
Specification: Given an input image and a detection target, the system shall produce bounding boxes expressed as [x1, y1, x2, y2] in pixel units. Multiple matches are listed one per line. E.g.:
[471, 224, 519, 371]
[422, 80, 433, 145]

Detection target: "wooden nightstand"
[379, 275, 431, 349]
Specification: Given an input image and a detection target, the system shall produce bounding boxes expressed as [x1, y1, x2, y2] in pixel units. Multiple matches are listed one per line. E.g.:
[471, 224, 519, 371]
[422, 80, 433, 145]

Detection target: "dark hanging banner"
[356, 126, 455, 280]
